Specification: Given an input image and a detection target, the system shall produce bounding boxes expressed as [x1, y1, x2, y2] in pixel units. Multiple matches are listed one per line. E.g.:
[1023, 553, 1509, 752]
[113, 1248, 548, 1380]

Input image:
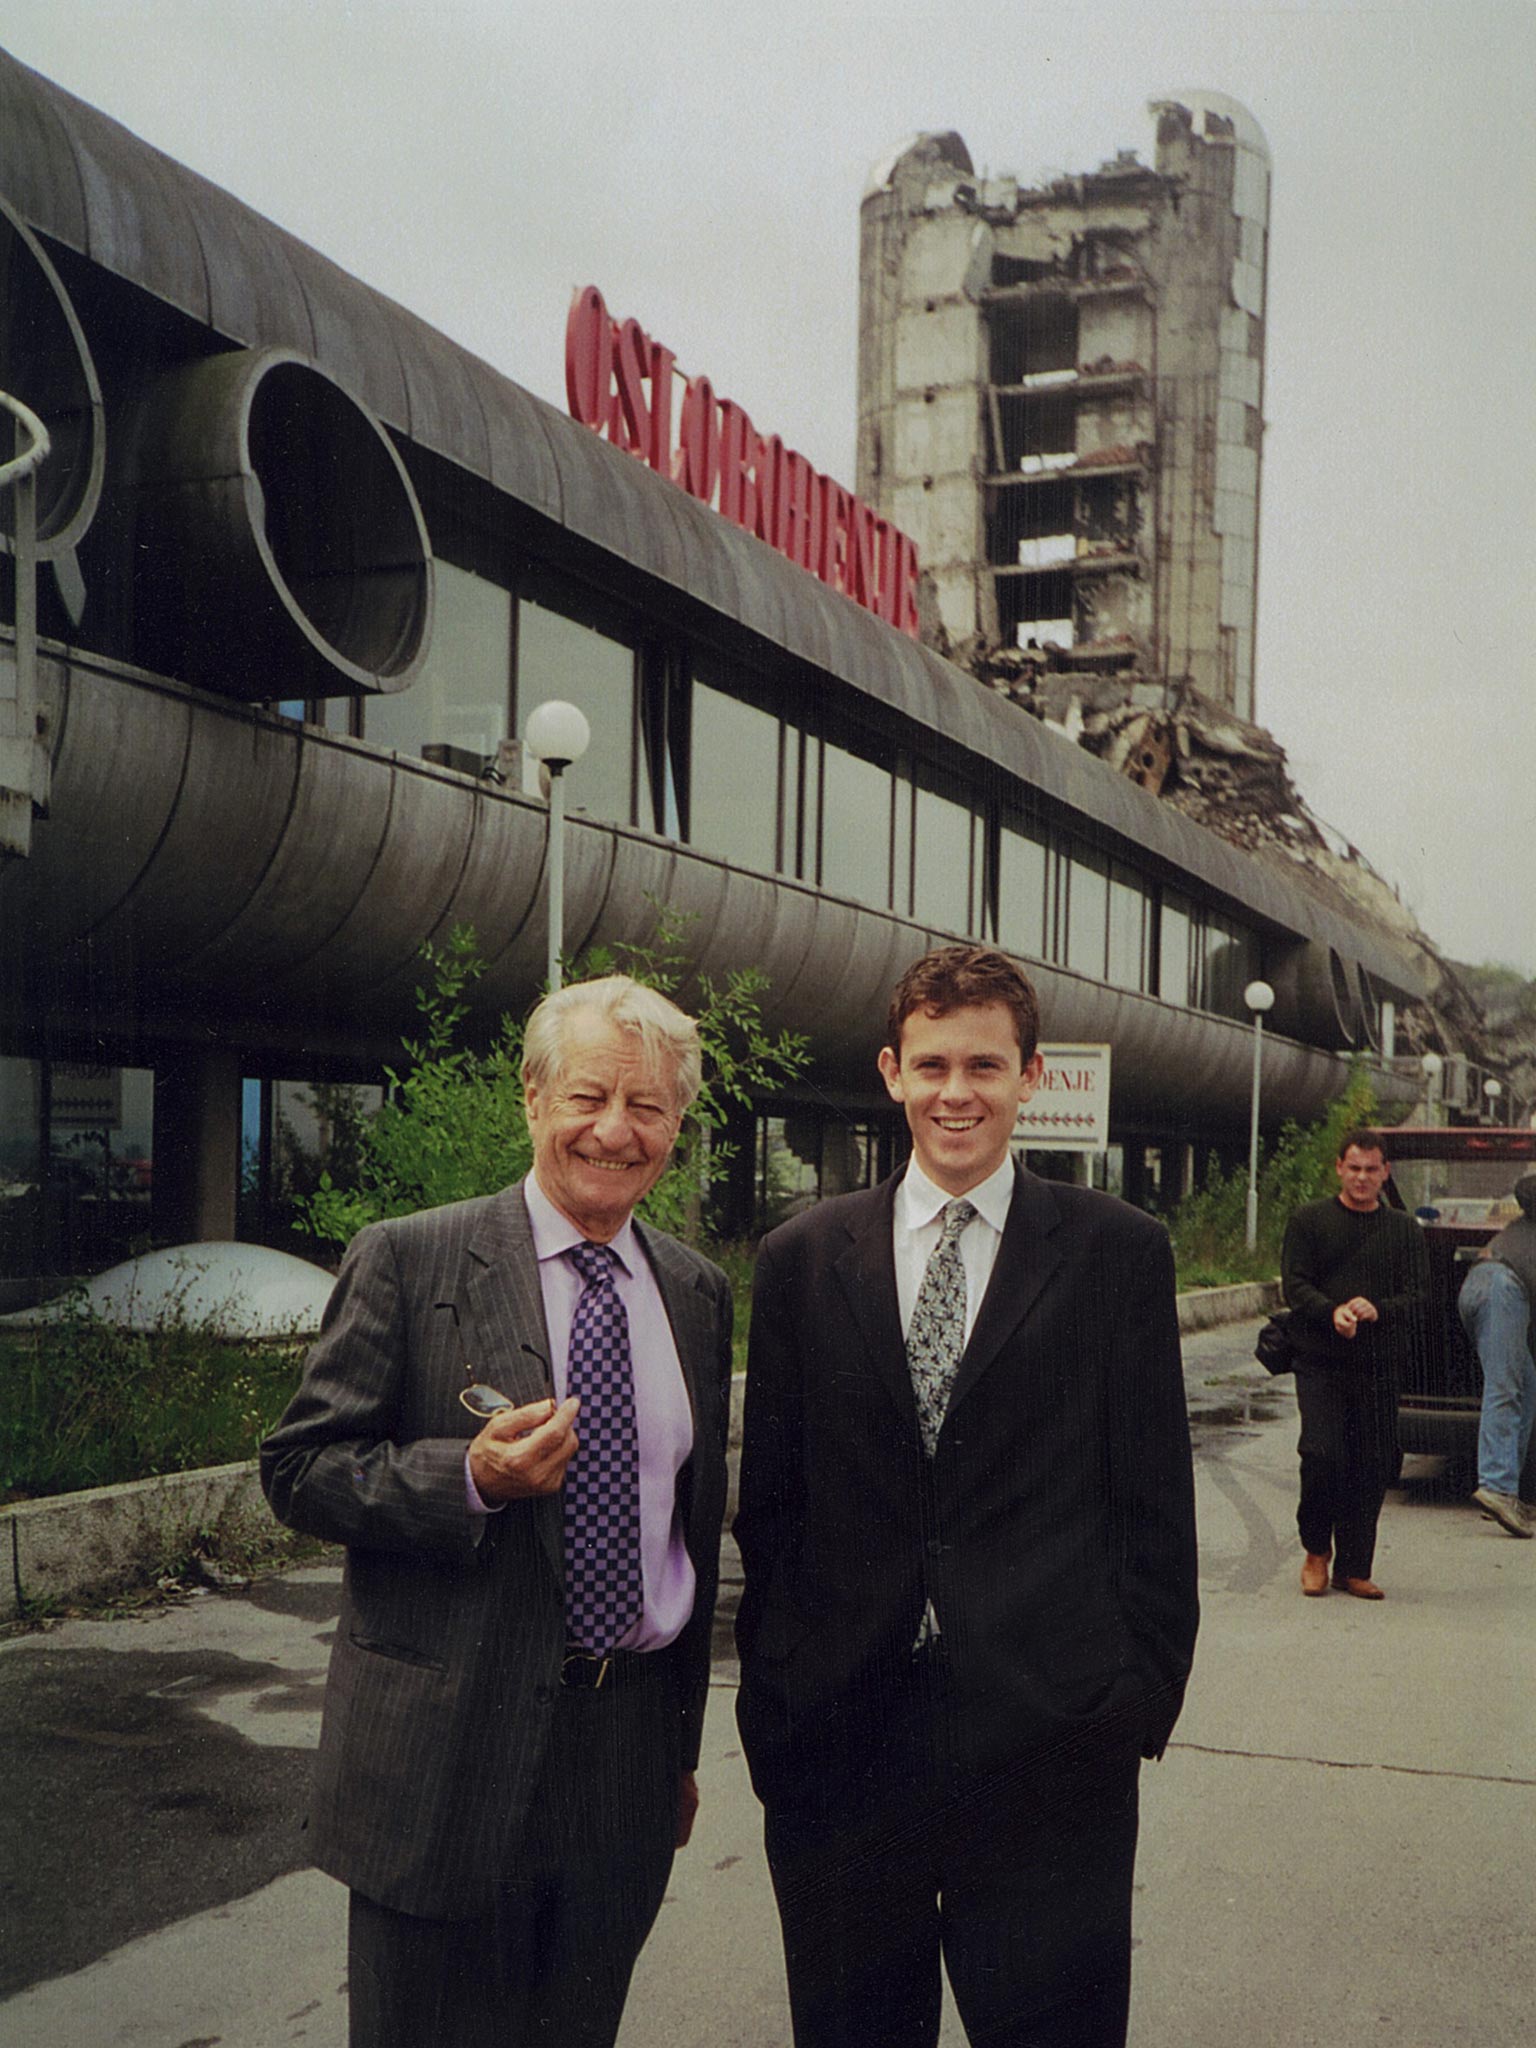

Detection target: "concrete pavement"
[3, 1317, 1533, 2046]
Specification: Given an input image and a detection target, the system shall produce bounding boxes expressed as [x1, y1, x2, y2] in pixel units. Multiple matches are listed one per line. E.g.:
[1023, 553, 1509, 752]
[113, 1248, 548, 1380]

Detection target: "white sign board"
[1014, 1043, 1111, 1154]
[51, 1062, 122, 1130]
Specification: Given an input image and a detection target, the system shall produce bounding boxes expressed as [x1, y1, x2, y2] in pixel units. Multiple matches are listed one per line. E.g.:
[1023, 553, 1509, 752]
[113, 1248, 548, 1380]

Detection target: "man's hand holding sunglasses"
[468, 1394, 581, 1504]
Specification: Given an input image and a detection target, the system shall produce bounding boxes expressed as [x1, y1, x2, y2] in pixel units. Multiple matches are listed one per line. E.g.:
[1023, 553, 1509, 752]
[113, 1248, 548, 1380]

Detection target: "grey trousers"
[347, 1655, 680, 2048]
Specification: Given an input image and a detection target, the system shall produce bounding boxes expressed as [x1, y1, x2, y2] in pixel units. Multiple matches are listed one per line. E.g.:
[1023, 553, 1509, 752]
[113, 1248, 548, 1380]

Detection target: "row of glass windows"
[0, 1058, 398, 1291]
[0, 1057, 155, 1291]
[0, 1047, 1196, 1291]
[748, 1111, 1203, 1239]
[288, 559, 1260, 1021]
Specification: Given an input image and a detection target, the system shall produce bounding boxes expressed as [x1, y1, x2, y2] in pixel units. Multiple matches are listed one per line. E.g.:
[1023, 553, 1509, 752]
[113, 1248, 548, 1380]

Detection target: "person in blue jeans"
[1457, 1171, 1536, 1539]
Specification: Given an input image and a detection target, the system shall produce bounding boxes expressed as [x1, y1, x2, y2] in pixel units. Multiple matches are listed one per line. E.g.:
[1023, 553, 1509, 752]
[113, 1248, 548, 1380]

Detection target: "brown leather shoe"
[1300, 1553, 1330, 1596]
[1332, 1575, 1385, 1599]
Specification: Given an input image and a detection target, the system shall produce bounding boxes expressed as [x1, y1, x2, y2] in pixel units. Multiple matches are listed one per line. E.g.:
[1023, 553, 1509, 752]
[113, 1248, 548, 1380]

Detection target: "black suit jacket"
[261, 1184, 732, 1918]
[733, 1163, 1197, 1814]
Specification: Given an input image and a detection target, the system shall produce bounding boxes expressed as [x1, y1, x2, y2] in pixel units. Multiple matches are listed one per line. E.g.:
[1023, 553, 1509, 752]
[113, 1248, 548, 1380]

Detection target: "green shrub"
[698, 1235, 758, 1376]
[1168, 1069, 1379, 1289]
[297, 913, 807, 1251]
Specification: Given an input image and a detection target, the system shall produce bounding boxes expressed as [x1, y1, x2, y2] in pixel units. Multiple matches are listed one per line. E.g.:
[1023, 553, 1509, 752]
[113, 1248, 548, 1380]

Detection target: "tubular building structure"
[0, 51, 1420, 1296]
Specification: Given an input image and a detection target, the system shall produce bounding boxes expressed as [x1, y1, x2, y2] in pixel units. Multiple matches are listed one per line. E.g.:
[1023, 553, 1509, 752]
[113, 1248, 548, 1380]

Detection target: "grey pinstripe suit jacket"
[261, 1183, 733, 1919]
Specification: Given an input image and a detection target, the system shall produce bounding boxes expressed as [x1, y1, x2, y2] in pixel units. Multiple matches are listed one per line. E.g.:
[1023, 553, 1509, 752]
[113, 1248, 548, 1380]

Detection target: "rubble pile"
[973, 650, 1328, 854]
[969, 645, 1525, 1087]
[1449, 965, 1536, 1112]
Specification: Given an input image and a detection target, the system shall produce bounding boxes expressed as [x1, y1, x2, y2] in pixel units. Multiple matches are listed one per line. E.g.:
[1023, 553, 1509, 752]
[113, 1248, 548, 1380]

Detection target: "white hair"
[522, 974, 703, 1111]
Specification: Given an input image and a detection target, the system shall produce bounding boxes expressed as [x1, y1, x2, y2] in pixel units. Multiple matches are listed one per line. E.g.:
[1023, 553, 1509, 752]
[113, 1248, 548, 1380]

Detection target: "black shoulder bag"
[1256, 1238, 1364, 1376]
[1254, 1311, 1296, 1375]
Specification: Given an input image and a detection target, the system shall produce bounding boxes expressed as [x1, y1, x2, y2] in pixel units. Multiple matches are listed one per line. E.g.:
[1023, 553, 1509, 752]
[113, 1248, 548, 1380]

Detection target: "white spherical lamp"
[524, 699, 591, 771]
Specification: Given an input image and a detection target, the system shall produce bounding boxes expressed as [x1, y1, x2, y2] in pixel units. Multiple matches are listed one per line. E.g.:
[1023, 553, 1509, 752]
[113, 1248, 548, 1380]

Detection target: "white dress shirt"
[892, 1151, 1016, 1345]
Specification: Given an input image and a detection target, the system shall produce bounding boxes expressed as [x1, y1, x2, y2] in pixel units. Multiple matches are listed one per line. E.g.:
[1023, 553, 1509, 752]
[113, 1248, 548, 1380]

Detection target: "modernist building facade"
[0, 51, 1419, 1300]
[859, 96, 1270, 719]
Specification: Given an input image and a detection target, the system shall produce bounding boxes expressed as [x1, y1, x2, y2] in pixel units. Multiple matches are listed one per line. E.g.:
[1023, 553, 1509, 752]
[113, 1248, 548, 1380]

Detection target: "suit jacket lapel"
[833, 1175, 917, 1430]
[634, 1221, 711, 1431]
[463, 1187, 556, 1400]
[947, 1164, 1064, 1418]
[463, 1186, 563, 1576]
[631, 1222, 726, 1572]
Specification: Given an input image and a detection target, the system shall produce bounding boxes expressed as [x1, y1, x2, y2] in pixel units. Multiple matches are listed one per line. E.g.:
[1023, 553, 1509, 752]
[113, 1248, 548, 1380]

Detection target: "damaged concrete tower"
[858, 94, 1269, 720]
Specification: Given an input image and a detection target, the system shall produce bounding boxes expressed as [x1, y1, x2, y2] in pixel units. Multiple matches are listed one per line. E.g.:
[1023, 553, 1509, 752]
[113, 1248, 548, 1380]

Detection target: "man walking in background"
[1458, 1170, 1536, 1537]
[734, 945, 1198, 2048]
[1282, 1128, 1430, 1599]
[262, 974, 732, 2048]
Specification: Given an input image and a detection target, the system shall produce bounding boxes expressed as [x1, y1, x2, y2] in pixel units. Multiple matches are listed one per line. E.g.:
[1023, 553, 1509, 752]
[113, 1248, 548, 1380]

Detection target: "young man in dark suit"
[735, 945, 1198, 2048]
[262, 974, 732, 2048]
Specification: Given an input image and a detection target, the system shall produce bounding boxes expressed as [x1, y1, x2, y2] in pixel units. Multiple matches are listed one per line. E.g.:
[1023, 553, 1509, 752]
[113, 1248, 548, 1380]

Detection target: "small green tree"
[1168, 1067, 1379, 1287]
[290, 1083, 375, 1201]
[297, 914, 807, 1250]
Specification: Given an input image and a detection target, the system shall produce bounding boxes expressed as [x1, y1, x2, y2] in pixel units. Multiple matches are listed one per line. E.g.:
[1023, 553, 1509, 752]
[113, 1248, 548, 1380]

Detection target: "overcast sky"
[7, 0, 1533, 973]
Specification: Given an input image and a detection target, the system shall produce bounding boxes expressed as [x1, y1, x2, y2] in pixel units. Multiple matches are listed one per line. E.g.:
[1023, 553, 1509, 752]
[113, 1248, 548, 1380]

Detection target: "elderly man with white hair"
[263, 974, 733, 2048]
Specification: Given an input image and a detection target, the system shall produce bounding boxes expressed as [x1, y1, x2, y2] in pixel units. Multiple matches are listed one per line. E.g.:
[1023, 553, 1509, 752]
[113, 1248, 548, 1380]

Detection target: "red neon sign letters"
[565, 286, 920, 638]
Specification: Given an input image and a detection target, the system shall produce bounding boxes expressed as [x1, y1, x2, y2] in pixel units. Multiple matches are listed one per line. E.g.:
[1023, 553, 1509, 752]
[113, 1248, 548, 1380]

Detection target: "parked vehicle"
[1365, 1125, 1536, 1488]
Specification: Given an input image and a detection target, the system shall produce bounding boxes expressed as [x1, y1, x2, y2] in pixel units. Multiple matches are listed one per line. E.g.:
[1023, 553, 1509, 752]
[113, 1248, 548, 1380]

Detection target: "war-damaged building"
[0, 52, 1429, 1301]
[855, 95, 1521, 1121]
[858, 94, 1269, 715]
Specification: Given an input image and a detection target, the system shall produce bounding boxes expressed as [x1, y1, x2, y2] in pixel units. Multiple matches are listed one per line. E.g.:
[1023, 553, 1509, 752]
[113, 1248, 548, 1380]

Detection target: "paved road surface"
[3, 1317, 1533, 2046]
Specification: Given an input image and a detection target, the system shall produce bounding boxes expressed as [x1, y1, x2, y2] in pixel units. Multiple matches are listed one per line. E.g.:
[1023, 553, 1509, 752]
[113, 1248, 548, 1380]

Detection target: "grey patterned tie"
[906, 1198, 977, 1455]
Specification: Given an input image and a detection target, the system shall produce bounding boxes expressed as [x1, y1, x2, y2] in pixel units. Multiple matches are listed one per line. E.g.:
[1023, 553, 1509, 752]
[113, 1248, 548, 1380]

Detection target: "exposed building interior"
[857, 96, 1514, 1124]
[860, 97, 1269, 720]
[859, 96, 1269, 719]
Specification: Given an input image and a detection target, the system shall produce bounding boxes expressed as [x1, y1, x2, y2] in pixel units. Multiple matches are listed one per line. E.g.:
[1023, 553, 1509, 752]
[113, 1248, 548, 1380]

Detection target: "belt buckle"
[561, 1648, 612, 1690]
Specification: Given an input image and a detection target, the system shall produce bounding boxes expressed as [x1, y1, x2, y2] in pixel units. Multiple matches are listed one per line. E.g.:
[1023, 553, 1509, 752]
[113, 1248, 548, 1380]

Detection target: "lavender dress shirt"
[466, 1174, 696, 1652]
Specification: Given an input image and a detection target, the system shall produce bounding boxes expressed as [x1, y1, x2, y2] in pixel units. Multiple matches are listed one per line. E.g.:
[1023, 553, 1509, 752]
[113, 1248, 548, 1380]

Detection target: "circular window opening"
[246, 360, 428, 679]
[1328, 949, 1359, 1046]
[1354, 964, 1381, 1049]
[0, 201, 104, 556]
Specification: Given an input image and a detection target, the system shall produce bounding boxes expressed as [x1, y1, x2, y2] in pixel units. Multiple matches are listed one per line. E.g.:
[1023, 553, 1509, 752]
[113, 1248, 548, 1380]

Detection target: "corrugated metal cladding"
[10, 651, 1372, 1127]
[0, 46, 1421, 996]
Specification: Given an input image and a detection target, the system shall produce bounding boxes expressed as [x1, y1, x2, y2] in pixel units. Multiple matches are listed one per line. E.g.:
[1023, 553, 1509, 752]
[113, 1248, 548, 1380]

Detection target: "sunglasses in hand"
[435, 1302, 552, 1420]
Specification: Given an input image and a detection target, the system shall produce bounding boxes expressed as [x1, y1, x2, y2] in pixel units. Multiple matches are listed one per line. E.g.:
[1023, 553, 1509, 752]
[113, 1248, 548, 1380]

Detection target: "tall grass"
[0, 1239, 754, 1505]
[0, 1289, 304, 1503]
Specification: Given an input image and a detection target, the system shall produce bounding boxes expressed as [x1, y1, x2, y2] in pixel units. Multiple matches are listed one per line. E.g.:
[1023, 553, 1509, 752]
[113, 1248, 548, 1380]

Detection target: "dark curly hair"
[886, 946, 1041, 1063]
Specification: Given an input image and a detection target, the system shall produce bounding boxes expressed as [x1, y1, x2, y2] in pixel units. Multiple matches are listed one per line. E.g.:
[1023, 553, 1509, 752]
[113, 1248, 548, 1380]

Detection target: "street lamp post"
[1483, 1077, 1503, 1125]
[524, 699, 591, 993]
[1243, 979, 1275, 1252]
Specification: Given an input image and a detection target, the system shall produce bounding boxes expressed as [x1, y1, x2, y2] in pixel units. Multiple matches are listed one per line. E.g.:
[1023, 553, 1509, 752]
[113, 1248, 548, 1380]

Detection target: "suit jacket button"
[926, 1539, 943, 1559]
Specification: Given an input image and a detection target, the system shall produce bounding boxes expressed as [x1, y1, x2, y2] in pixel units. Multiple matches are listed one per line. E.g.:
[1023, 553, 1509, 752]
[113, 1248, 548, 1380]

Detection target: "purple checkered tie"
[562, 1241, 643, 1653]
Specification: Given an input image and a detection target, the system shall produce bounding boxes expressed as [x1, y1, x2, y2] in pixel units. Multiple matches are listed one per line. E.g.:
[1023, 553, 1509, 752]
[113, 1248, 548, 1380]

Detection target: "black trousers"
[763, 1690, 1142, 2048]
[1294, 1366, 1399, 1579]
[347, 1654, 680, 2048]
